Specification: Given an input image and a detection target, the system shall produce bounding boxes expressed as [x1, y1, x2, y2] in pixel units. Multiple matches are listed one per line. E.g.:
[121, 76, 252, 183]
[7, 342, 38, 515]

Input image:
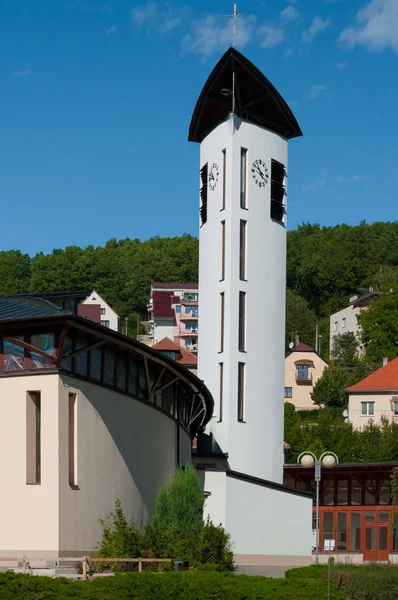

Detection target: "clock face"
[209, 162, 219, 191]
[251, 159, 269, 188]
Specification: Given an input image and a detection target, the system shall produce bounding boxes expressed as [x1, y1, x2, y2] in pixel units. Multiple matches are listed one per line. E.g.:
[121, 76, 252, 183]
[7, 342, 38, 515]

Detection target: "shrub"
[197, 519, 233, 571]
[331, 565, 398, 600]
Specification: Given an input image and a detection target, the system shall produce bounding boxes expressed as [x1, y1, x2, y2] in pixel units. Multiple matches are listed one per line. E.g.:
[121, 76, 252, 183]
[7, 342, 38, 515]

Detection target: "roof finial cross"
[224, 3, 245, 48]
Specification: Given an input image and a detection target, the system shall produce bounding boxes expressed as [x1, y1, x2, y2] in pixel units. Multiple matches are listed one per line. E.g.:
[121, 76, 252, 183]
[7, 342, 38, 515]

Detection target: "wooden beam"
[153, 376, 180, 396]
[62, 340, 106, 362]
[151, 366, 166, 395]
[143, 357, 151, 400]
[4, 337, 57, 363]
[56, 325, 69, 368]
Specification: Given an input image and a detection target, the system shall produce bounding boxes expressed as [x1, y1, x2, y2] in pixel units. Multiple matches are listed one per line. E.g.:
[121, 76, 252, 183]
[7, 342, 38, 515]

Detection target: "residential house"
[82, 290, 119, 332]
[284, 343, 328, 410]
[152, 337, 197, 374]
[329, 290, 382, 357]
[147, 283, 198, 351]
[346, 357, 398, 428]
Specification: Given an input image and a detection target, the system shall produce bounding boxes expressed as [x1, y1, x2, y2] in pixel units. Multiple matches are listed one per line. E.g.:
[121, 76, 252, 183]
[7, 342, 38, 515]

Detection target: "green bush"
[0, 569, 346, 600]
[197, 519, 233, 570]
[331, 565, 398, 600]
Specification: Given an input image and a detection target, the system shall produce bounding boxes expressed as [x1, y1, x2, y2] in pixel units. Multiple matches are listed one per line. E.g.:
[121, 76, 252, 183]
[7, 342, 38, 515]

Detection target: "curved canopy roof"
[188, 47, 302, 143]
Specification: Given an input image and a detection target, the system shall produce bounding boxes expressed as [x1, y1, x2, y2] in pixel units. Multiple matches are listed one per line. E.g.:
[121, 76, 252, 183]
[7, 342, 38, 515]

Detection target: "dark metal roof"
[24, 290, 91, 302]
[188, 47, 302, 143]
[0, 296, 71, 321]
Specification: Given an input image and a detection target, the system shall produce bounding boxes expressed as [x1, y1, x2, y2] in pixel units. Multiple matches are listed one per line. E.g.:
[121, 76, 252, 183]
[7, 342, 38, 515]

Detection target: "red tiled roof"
[291, 343, 314, 353]
[152, 291, 175, 318]
[152, 282, 198, 290]
[153, 337, 197, 366]
[346, 357, 398, 392]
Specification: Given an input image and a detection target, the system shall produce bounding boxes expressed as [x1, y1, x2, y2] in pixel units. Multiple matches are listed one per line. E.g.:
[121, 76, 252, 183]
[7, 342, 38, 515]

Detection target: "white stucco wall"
[0, 375, 60, 556]
[198, 115, 287, 484]
[153, 320, 175, 345]
[201, 470, 312, 566]
[83, 291, 119, 332]
[348, 391, 397, 429]
[329, 305, 361, 355]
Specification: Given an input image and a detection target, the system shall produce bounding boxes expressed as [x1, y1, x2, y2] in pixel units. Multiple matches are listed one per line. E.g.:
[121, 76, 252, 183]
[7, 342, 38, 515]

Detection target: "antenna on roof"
[224, 3, 246, 113]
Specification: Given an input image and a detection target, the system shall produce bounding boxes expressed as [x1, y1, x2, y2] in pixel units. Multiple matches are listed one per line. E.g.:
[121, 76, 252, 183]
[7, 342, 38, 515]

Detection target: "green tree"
[311, 367, 353, 408]
[358, 291, 398, 366]
[285, 290, 317, 351]
[331, 331, 359, 367]
[0, 250, 30, 295]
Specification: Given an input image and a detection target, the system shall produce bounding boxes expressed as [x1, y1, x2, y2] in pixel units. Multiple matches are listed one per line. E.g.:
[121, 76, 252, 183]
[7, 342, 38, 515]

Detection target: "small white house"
[82, 290, 119, 332]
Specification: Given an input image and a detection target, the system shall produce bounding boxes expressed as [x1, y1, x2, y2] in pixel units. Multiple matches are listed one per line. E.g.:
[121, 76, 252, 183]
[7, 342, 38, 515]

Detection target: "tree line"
[2, 221, 398, 351]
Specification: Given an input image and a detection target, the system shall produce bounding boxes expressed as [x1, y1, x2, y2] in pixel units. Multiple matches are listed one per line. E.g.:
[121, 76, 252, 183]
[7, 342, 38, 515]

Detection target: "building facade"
[284, 343, 328, 410]
[347, 357, 398, 428]
[284, 462, 398, 562]
[147, 283, 198, 351]
[329, 290, 381, 357]
[152, 337, 197, 375]
[0, 295, 212, 559]
[192, 47, 313, 566]
[82, 290, 119, 332]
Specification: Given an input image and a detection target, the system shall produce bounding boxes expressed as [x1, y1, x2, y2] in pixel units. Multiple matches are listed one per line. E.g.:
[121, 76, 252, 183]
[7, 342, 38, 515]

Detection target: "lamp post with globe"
[297, 451, 339, 564]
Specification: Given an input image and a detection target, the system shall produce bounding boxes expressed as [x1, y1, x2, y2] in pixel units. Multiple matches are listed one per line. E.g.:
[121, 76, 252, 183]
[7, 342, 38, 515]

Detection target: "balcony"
[186, 344, 198, 352]
[179, 328, 198, 337]
[296, 372, 313, 385]
[180, 313, 198, 320]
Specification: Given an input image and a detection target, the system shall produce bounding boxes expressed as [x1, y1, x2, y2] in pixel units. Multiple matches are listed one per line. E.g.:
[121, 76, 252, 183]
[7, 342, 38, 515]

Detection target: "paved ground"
[234, 565, 298, 578]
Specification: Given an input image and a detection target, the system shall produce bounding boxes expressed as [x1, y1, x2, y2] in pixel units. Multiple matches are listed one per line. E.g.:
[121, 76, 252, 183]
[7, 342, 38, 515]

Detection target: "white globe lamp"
[300, 454, 315, 469]
[322, 454, 336, 469]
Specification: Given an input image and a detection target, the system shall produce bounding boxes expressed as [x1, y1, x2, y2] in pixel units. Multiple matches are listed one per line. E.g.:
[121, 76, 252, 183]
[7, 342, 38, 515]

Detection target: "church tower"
[189, 47, 302, 484]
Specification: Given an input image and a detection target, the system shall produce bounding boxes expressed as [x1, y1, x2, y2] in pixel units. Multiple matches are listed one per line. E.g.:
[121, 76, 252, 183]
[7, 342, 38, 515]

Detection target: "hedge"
[331, 565, 398, 600]
[0, 569, 346, 599]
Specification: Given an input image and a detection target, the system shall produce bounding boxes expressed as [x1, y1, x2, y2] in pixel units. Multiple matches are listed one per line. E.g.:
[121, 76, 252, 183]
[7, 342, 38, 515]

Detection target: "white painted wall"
[153, 319, 175, 345]
[348, 391, 397, 429]
[0, 375, 60, 556]
[83, 290, 119, 332]
[329, 304, 362, 355]
[198, 114, 287, 483]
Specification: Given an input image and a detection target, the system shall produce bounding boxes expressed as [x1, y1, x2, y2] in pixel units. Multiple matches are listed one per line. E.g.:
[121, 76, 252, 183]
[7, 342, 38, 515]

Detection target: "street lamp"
[297, 451, 339, 565]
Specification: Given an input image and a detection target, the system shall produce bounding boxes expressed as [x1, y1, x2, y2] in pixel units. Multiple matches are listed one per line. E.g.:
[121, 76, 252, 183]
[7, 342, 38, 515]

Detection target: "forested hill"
[1, 221, 398, 322]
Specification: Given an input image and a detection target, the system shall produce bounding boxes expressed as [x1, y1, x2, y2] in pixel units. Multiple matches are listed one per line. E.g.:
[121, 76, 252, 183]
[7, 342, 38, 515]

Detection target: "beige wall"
[348, 391, 397, 429]
[0, 373, 191, 558]
[0, 375, 60, 556]
[284, 351, 327, 410]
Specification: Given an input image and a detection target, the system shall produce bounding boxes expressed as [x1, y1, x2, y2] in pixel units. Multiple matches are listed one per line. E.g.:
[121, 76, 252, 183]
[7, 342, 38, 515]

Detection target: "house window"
[238, 362, 245, 421]
[222, 149, 226, 210]
[68, 393, 77, 487]
[284, 387, 292, 398]
[219, 363, 223, 422]
[221, 220, 225, 281]
[392, 400, 398, 415]
[334, 321, 338, 332]
[239, 220, 247, 281]
[161, 351, 176, 360]
[361, 401, 375, 416]
[101, 320, 110, 328]
[220, 292, 225, 353]
[342, 317, 346, 328]
[101, 307, 106, 315]
[200, 163, 208, 226]
[185, 306, 192, 314]
[297, 364, 309, 381]
[238, 291, 246, 352]
[240, 148, 247, 209]
[26, 391, 41, 485]
[175, 305, 181, 314]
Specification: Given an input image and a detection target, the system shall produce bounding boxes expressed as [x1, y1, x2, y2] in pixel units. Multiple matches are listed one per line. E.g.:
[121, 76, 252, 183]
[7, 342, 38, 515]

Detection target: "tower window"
[240, 148, 247, 209]
[200, 163, 208, 226]
[270, 159, 286, 222]
[239, 220, 247, 281]
[221, 149, 226, 211]
[238, 362, 245, 422]
[219, 363, 223, 422]
[68, 393, 78, 487]
[221, 220, 225, 281]
[220, 292, 225, 353]
[238, 291, 246, 352]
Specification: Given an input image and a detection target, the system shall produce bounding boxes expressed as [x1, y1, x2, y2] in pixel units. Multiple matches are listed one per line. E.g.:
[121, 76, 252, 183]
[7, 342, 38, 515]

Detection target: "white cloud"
[131, 2, 184, 36]
[182, 15, 256, 58]
[305, 83, 326, 100]
[302, 16, 331, 42]
[336, 174, 368, 183]
[338, 0, 398, 54]
[280, 6, 300, 21]
[302, 178, 326, 192]
[335, 61, 349, 69]
[131, 1, 157, 26]
[161, 18, 182, 35]
[13, 69, 31, 77]
[284, 48, 293, 58]
[258, 25, 284, 48]
[106, 25, 117, 35]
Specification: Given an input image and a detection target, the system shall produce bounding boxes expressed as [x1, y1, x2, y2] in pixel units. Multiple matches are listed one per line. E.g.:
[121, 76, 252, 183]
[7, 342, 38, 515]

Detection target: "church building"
[191, 46, 313, 566]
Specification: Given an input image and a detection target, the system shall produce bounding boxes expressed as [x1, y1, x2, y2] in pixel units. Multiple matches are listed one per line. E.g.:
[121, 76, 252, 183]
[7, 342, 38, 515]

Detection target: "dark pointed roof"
[188, 47, 302, 143]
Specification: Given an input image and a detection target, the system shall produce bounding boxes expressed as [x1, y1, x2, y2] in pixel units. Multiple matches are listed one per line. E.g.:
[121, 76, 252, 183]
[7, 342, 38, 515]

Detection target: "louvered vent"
[270, 159, 286, 223]
[200, 163, 208, 226]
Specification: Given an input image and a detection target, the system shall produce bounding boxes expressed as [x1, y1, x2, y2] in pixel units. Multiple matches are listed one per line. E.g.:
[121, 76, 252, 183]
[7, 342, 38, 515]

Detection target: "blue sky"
[1, 0, 398, 255]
